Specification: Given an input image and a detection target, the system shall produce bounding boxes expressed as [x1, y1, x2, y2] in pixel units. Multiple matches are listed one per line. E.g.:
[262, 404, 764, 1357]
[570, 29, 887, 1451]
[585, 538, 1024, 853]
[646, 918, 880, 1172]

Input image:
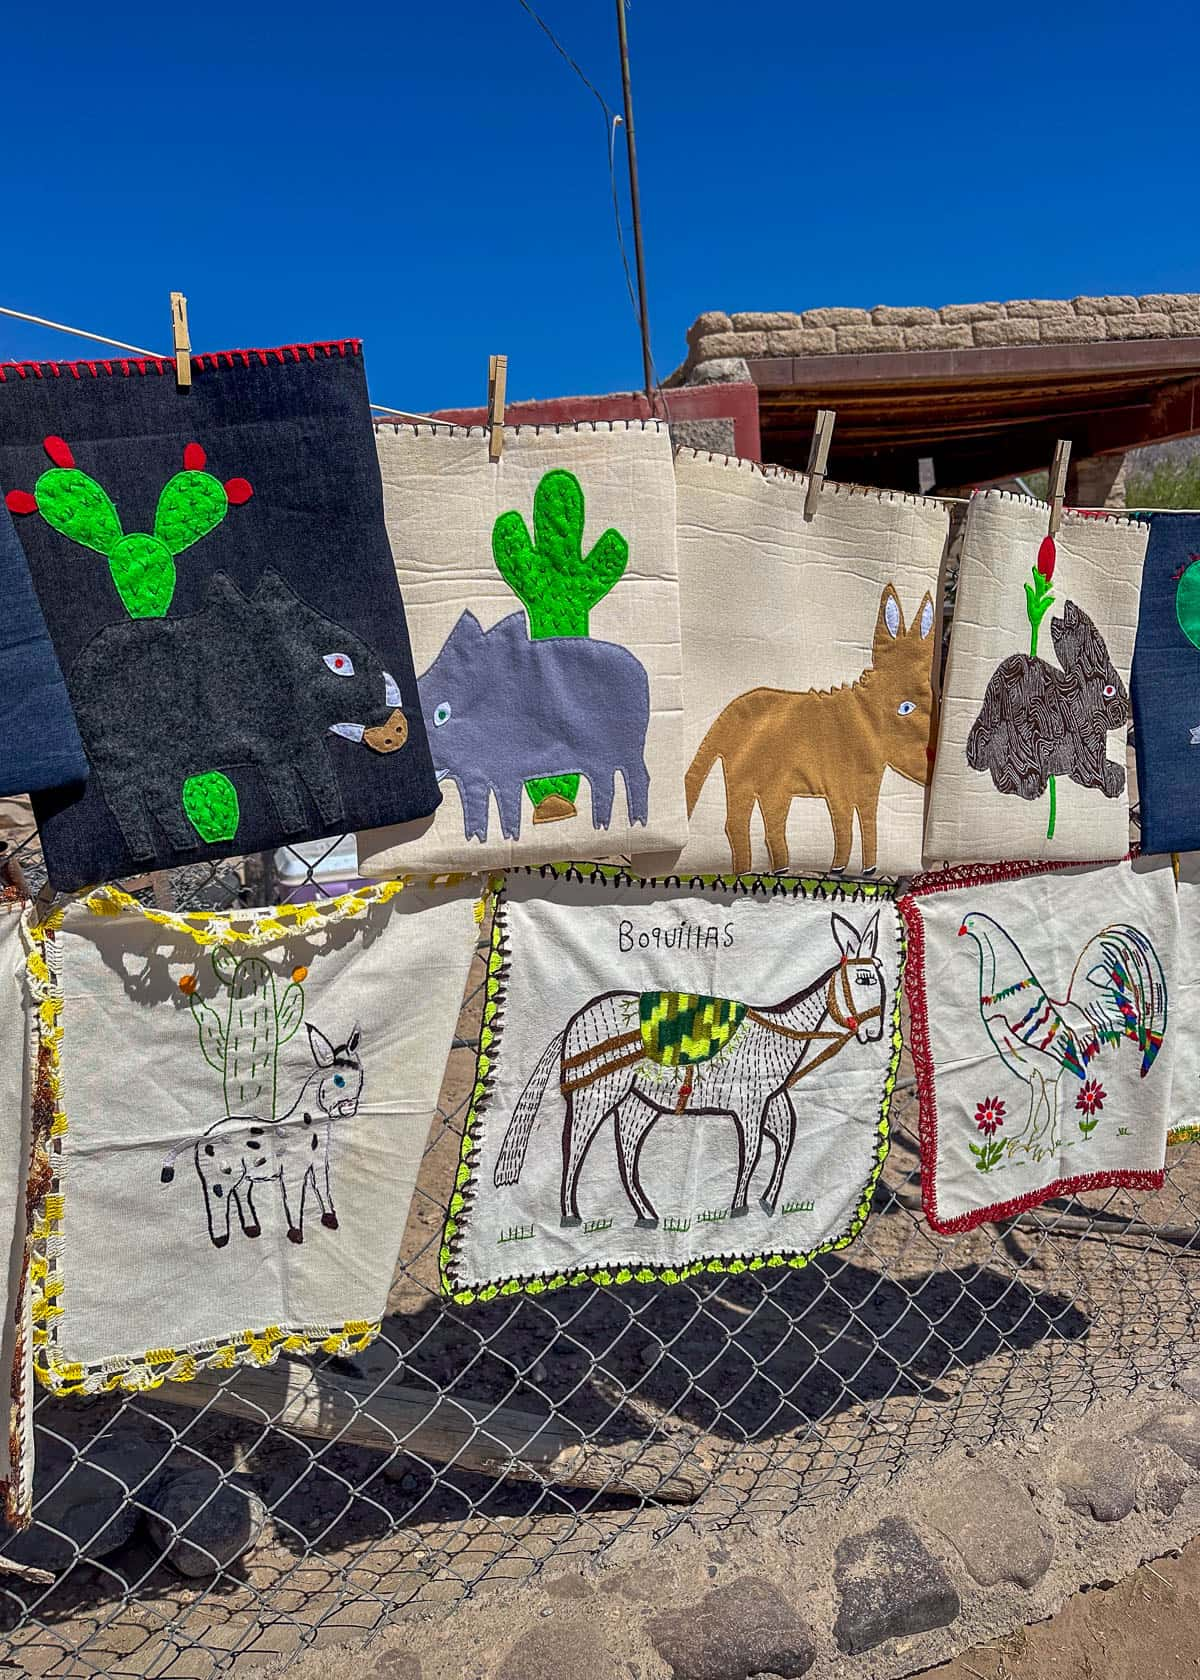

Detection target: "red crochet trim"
[902, 853, 1130, 902]
[0, 340, 361, 383]
[898, 889, 1164, 1235]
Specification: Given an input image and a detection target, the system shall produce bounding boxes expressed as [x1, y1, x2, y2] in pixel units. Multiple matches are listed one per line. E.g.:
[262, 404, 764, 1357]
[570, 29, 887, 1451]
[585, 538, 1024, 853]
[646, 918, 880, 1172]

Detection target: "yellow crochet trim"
[23, 878, 424, 1396]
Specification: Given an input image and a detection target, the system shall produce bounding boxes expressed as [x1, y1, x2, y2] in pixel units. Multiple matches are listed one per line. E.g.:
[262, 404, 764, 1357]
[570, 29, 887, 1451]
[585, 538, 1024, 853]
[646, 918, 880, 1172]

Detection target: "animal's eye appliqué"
[333, 1074, 346, 1088]
[897, 700, 917, 716]
[324, 653, 355, 677]
[1103, 684, 1117, 698]
[433, 702, 452, 727]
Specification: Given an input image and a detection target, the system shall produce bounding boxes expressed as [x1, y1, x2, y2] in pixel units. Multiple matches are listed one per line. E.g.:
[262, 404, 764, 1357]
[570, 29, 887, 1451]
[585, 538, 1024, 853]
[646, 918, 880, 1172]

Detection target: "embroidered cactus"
[6, 437, 253, 619]
[190, 946, 304, 1120]
[492, 469, 630, 821]
[181, 771, 240, 843]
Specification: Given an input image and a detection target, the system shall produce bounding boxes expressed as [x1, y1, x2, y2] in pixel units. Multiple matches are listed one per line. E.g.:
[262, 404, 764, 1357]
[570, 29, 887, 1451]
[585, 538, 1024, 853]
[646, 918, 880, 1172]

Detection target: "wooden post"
[158, 1361, 701, 1505]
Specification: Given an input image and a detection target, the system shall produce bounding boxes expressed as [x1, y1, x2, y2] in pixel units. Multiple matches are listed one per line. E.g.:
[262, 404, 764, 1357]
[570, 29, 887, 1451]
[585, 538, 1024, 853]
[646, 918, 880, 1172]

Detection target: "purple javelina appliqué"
[418, 609, 651, 842]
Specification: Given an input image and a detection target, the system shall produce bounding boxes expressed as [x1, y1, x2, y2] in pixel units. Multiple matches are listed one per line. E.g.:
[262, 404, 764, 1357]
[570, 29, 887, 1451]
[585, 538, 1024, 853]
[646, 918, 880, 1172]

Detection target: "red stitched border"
[903, 855, 1119, 901]
[0, 340, 361, 383]
[897, 860, 1162, 1234]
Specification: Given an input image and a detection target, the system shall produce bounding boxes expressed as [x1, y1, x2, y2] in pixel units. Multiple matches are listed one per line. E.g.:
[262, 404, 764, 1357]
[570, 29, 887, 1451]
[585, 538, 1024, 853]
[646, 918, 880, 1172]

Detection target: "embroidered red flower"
[1076, 1079, 1106, 1117]
[975, 1095, 1006, 1136]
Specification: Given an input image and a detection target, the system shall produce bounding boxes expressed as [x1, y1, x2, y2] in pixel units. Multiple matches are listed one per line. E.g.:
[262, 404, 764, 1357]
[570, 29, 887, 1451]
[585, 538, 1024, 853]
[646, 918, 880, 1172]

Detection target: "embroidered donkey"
[160, 1025, 362, 1248]
[494, 911, 885, 1226]
[685, 585, 936, 875]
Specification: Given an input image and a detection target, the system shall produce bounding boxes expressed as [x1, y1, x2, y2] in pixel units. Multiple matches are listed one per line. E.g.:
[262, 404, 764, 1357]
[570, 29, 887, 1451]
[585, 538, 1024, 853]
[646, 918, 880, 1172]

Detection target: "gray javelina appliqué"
[418, 610, 651, 842]
[966, 599, 1129, 801]
[70, 569, 407, 861]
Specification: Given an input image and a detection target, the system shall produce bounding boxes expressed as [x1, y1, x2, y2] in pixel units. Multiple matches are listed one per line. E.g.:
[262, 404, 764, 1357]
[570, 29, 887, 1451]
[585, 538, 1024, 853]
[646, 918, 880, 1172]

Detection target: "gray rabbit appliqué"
[417, 610, 651, 842]
[966, 600, 1129, 801]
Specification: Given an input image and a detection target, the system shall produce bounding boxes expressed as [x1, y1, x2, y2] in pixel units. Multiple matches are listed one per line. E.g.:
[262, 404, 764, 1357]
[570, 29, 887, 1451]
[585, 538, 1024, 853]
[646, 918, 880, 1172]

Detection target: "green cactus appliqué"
[492, 469, 629, 639]
[181, 771, 240, 843]
[492, 469, 630, 820]
[190, 946, 305, 1120]
[5, 436, 253, 619]
[1176, 558, 1200, 650]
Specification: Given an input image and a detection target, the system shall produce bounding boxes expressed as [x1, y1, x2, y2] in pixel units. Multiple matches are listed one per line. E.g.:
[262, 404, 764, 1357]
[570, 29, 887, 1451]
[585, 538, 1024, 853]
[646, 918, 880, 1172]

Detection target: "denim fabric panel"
[0, 496, 87, 797]
[1130, 513, 1200, 854]
[0, 345, 439, 889]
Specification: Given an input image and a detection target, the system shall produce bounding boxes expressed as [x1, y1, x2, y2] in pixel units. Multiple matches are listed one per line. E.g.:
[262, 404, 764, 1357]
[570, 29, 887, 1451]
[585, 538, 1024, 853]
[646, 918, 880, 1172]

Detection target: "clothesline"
[0, 304, 447, 427]
[4, 302, 1200, 515]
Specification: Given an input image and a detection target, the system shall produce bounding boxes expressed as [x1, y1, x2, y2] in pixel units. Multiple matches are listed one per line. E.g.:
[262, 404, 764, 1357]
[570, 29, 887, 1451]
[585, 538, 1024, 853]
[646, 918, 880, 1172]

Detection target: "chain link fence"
[0, 817, 1196, 1678]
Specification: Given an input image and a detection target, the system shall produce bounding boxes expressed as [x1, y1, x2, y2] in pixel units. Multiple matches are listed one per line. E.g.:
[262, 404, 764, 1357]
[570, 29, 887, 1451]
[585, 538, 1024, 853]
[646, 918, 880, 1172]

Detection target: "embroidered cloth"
[899, 855, 1177, 1233]
[356, 423, 686, 874]
[442, 867, 903, 1301]
[0, 344, 439, 891]
[0, 497, 86, 799]
[26, 879, 480, 1393]
[0, 899, 34, 1524]
[1130, 514, 1200, 854]
[924, 491, 1147, 866]
[1169, 850, 1200, 1145]
[634, 451, 948, 879]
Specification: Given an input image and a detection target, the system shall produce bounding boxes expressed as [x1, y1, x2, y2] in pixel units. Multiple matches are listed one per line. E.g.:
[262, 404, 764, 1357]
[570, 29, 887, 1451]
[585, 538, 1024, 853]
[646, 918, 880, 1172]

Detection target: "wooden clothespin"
[804, 408, 836, 520]
[1047, 438, 1071, 536]
[31, 880, 58, 927]
[170, 291, 192, 390]
[487, 354, 508, 463]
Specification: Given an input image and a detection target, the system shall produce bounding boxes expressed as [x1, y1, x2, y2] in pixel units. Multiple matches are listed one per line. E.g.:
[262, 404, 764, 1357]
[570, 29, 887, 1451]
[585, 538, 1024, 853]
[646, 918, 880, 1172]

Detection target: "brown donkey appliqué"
[685, 585, 936, 874]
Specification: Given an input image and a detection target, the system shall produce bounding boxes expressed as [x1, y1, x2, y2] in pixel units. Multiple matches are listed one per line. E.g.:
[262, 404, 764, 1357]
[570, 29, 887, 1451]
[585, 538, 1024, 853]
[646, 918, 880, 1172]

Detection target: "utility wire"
[513, 0, 668, 414]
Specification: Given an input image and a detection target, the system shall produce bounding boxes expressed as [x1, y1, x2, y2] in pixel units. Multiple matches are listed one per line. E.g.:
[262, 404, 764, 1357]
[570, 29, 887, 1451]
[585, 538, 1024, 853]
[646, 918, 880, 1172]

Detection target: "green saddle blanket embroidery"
[638, 992, 747, 1068]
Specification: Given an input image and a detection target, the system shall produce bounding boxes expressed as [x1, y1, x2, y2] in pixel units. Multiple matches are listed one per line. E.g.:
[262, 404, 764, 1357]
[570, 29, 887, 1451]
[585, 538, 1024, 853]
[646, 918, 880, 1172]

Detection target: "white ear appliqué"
[884, 594, 902, 639]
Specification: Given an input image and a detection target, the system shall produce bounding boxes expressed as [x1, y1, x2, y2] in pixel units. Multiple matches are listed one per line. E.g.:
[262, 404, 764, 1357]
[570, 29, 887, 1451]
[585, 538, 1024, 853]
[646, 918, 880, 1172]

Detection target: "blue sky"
[1, 1, 1196, 414]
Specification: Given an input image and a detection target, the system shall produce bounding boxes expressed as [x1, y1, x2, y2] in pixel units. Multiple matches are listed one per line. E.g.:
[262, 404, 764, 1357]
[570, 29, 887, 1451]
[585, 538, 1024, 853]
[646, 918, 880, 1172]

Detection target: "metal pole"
[614, 0, 655, 403]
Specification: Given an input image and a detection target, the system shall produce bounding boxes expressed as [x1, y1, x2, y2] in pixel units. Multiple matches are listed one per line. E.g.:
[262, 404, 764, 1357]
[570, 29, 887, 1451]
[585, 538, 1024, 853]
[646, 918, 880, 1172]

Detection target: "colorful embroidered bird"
[957, 912, 1167, 1161]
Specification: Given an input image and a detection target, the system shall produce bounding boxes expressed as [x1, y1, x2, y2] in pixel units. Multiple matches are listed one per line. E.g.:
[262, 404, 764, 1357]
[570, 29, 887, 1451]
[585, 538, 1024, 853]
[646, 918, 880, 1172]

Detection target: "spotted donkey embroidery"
[163, 943, 361, 1246]
[161, 1024, 363, 1247]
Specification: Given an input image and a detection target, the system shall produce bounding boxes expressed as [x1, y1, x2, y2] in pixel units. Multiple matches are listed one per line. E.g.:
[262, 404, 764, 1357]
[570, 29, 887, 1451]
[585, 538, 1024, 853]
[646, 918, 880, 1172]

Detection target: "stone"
[1105, 312, 1171, 339]
[939, 302, 1004, 323]
[1140, 293, 1200, 314]
[972, 318, 1041, 347]
[1055, 1441, 1144, 1523]
[871, 305, 937, 326]
[670, 419, 736, 456]
[924, 1467, 1053, 1588]
[145, 1465, 268, 1578]
[764, 328, 836, 356]
[832, 325, 905, 354]
[801, 306, 871, 328]
[647, 1577, 815, 1680]
[686, 311, 732, 344]
[730, 311, 802, 332]
[1136, 1402, 1200, 1470]
[686, 357, 753, 386]
[1174, 1367, 1200, 1404]
[1071, 295, 1139, 316]
[691, 332, 765, 361]
[496, 1617, 622, 1680]
[1, 1429, 159, 1572]
[833, 1518, 959, 1655]
[1004, 298, 1075, 319]
[1167, 312, 1200, 337]
[902, 325, 975, 351]
[1038, 316, 1103, 344]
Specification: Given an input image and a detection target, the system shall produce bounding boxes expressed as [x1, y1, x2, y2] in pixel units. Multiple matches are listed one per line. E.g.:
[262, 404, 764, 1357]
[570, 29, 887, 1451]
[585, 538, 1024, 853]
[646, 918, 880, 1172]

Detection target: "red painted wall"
[376, 382, 762, 463]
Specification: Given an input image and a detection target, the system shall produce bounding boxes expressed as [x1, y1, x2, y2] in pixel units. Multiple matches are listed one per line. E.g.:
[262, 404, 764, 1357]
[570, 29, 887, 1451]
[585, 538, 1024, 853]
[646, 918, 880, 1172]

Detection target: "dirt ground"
[927, 1538, 1200, 1680]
